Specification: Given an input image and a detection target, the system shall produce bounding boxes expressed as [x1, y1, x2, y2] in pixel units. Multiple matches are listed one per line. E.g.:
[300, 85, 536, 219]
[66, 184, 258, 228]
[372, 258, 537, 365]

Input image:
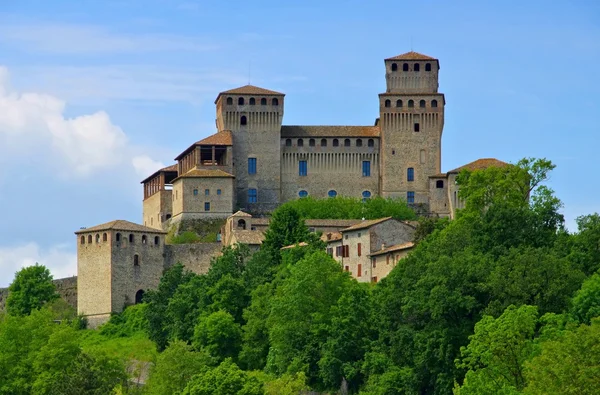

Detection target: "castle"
[74, 51, 506, 327]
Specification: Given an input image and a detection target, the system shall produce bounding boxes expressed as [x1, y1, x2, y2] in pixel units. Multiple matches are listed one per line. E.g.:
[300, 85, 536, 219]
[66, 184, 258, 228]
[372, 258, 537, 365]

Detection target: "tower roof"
[448, 158, 508, 173]
[215, 84, 284, 103]
[385, 51, 437, 61]
[173, 168, 234, 181]
[75, 220, 166, 234]
[174, 130, 232, 161]
[140, 164, 178, 184]
[281, 125, 380, 138]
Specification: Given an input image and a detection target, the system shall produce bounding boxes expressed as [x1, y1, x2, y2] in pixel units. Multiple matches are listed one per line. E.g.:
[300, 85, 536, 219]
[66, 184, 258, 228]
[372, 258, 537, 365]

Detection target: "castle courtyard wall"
[164, 243, 223, 275]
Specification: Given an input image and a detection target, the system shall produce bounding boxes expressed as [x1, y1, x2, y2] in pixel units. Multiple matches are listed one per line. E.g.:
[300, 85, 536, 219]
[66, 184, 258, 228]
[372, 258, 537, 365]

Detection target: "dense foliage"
[2, 157, 600, 394]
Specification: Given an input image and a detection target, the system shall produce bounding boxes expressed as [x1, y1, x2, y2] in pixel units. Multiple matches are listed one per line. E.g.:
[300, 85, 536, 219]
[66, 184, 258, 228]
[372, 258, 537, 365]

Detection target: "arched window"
[299, 190, 308, 198]
[134, 254, 139, 266]
[237, 219, 246, 229]
[154, 236, 160, 245]
[226, 97, 233, 105]
[103, 233, 107, 242]
[249, 97, 255, 105]
[321, 139, 327, 147]
[419, 100, 426, 108]
[166, 214, 172, 220]
[425, 63, 432, 71]
[414, 63, 420, 72]
[362, 190, 371, 202]
[87, 235, 92, 243]
[260, 98, 267, 105]
[297, 139, 304, 147]
[285, 139, 292, 147]
[95, 234, 100, 243]
[333, 139, 339, 147]
[403, 63, 409, 71]
[238, 97, 244, 105]
[407, 167, 414, 181]
[80, 236, 85, 245]
[135, 290, 145, 304]
[344, 139, 351, 147]
[368, 139, 374, 147]
[432, 100, 438, 108]
[309, 138, 315, 147]
[408, 100, 414, 108]
[328, 190, 337, 198]
[384, 99, 391, 108]
[436, 180, 444, 188]
[356, 139, 363, 147]
[391, 63, 398, 71]
[129, 234, 134, 243]
[142, 235, 147, 244]
[272, 98, 279, 106]
[240, 116, 247, 125]
[396, 99, 403, 107]
[116, 233, 121, 242]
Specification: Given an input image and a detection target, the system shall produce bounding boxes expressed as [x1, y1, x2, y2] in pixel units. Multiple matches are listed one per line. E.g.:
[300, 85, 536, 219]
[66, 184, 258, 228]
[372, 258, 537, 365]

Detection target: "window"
[328, 190, 337, 198]
[80, 236, 85, 245]
[129, 234, 134, 243]
[327, 247, 333, 256]
[297, 139, 304, 147]
[414, 123, 420, 132]
[396, 99, 403, 107]
[309, 138, 315, 147]
[403, 63, 409, 71]
[226, 97, 233, 105]
[238, 219, 246, 229]
[249, 97, 255, 105]
[285, 138, 292, 147]
[238, 97, 245, 105]
[391, 63, 397, 71]
[436, 180, 444, 188]
[420, 149, 426, 164]
[299, 190, 308, 198]
[408, 100, 414, 108]
[362, 190, 371, 202]
[272, 98, 279, 106]
[134, 254, 139, 266]
[154, 236, 160, 245]
[358, 243, 362, 257]
[368, 139, 374, 147]
[372, 258, 376, 268]
[414, 63, 420, 72]
[419, 100, 426, 108]
[345, 266, 349, 272]
[372, 276, 378, 283]
[344, 139, 350, 147]
[96, 234, 100, 243]
[205, 189, 210, 196]
[204, 202, 210, 211]
[358, 264, 362, 277]
[386, 255, 390, 265]
[407, 191, 415, 204]
[261, 98, 267, 105]
[116, 233, 121, 242]
[432, 99, 438, 108]
[103, 233, 107, 242]
[135, 290, 145, 304]
[333, 139, 339, 147]
[356, 139, 363, 147]
[299, 160, 307, 176]
[166, 214, 172, 220]
[321, 138, 327, 147]
[142, 235, 147, 244]
[407, 167, 414, 181]
[193, 189, 198, 196]
[88, 235, 92, 243]
[248, 158, 257, 174]
[248, 189, 257, 203]
[362, 161, 371, 177]
[240, 116, 247, 125]
[217, 189, 222, 195]
[425, 63, 432, 71]
[384, 99, 391, 108]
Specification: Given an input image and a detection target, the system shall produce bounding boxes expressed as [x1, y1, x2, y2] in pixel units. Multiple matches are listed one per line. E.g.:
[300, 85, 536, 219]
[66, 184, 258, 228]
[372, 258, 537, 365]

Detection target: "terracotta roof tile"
[281, 126, 380, 138]
[230, 210, 252, 218]
[220, 84, 284, 96]
[175, 169, 234, 180]
[342, 217, 394, 232]
[448, 158, 508, 173]
[385, 51, 437, 61]
[196, 130, 232, 146]
[323, 232, 343, 242]
[233, 230, 265, 245]
[75, 220, 166, 234]
[369, 242, 415, 257]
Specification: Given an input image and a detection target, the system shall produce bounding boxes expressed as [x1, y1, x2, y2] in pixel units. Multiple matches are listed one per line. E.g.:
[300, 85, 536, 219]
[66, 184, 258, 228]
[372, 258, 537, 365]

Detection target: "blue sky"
[0, 0, 599, 286]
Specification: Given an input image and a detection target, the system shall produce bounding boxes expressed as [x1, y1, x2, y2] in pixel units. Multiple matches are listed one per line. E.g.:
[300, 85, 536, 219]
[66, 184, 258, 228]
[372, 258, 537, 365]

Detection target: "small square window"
[205, 189, 210, 196]
[407, 191, 415, 204]
[217, 189, 222, 195]
[193, 189, 198, 196]
[414, 123, 420, 132]
[204, 202, 210, 211]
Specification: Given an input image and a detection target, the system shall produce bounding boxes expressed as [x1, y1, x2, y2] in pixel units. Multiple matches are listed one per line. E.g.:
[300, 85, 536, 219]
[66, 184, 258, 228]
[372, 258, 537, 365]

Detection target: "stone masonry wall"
[164, 243, 223, 275]
[0, 276, 78, 312]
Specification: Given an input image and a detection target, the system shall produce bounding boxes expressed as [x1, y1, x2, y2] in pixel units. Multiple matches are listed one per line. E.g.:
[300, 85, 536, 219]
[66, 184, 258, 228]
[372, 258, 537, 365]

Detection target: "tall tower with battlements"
[215, 85, 284, 212]
[379, 52, 445, 206]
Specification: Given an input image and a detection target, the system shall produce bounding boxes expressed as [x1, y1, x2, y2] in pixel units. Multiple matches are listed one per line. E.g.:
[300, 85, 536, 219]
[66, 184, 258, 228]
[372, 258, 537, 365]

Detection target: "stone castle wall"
[164, 243, 223, 275]
[0, 276, 78, 312]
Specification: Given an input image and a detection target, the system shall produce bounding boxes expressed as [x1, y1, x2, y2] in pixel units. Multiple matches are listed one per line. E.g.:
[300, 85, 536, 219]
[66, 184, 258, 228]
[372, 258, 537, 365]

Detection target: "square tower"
[379, 52, 445, 206]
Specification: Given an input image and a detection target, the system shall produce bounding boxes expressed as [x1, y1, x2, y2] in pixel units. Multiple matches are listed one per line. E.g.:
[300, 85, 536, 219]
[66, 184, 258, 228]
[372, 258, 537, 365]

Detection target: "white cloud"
[132, 155, 166, 178]
[0, 243, 77, 288]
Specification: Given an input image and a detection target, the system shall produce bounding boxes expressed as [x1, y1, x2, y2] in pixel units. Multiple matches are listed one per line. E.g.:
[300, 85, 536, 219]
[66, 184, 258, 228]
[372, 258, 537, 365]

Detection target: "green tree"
[239, 283, 275, 370]
[50, 352, 127, 395]
[571, 272, 600, 324]
[261, 205, 315, 259]
[182, 358, 263, 395]
[145, 340, 212, 395]
[193, 310, 242, 362]
[6, 264, 58, 316]
[570, 213, 600, 275]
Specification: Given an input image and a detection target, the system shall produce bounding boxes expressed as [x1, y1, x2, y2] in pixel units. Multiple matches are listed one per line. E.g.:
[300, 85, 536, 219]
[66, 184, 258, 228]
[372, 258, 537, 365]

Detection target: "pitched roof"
[280, 242, 309, 250]
[140, 164, 178, 184]
[215, 85, 284, 103]
[341, 217, 394, 232]
[196, 130, 232, 146]
[75, 220, 166, 234]
[385, 51, 437, 61]
[232, 230, 265, 245]
[230, 210, 252, 218]
[369, 242, 415, 257]
[249, 218, 362, 228]
[281, 125, 380, 138]
[448, 158, 508, 174]
[174, 169, 234, 180]
[323, 232, 343, 242]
